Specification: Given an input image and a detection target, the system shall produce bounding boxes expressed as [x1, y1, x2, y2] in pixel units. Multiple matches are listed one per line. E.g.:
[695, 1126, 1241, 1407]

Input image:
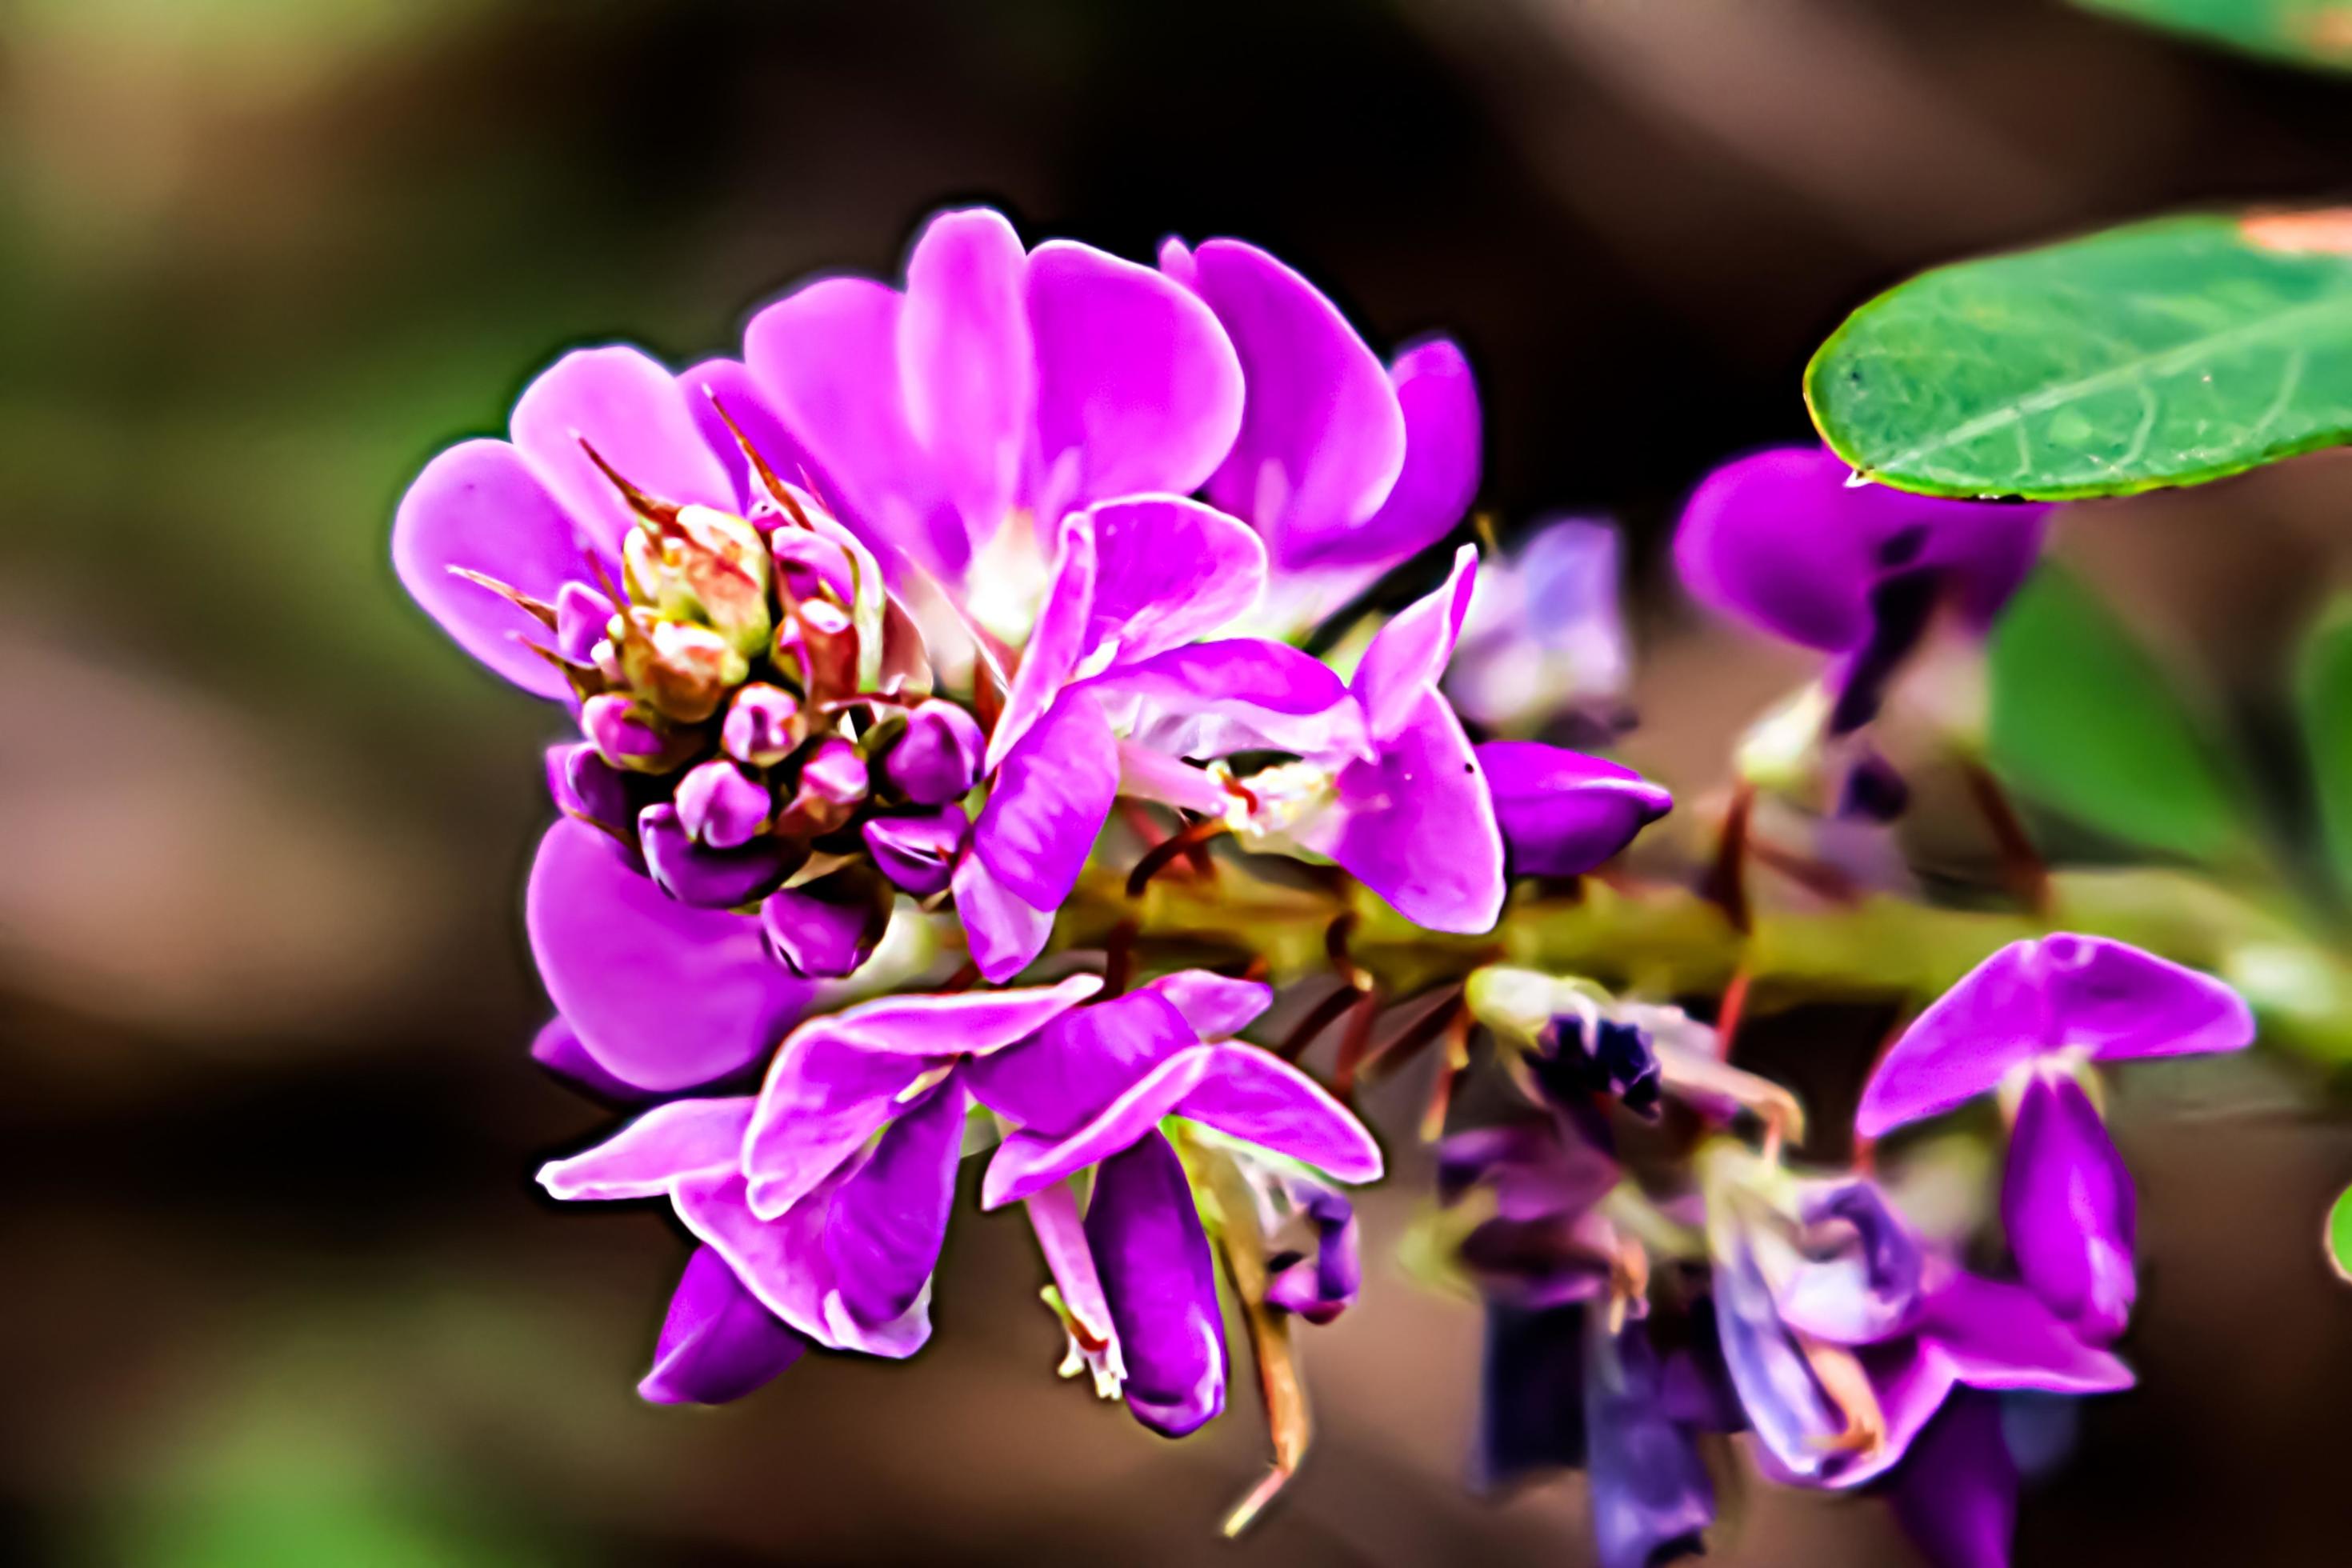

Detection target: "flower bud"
[760, 866, 892, 978]
[770, 529, 857, 605]
[675, 759, 771, 850]
[619, 611, 746, 723]
[626, 505, 774, 657]
[582, 694, 698, 774]
[862, 806, 969, 898]
[775, 599, 858, 707]
[555, 582, 618, 666]
[882, 699, 984, 805]
[800, 737, 868, 805]
[548, 741, 638, 834]
[722, 683, 805, 768]
[639, 802, 802, 909]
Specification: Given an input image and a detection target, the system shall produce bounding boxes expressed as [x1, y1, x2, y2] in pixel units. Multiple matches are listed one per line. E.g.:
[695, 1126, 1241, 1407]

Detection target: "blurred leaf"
[2295, 598, 2352, 897]
[1806, 213, 2352, 499]
[2076, 0, 2352, 74]
[1989, 566, 2244, 859]
[2331, 1183, 2352, 1282]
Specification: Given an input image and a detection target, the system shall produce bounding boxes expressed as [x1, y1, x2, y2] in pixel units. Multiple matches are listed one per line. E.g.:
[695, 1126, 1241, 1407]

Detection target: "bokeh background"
[9, 1, 2352, 1562]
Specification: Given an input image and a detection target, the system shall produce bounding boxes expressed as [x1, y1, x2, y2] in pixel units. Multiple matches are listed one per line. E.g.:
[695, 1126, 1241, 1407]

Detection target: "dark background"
[7, 1, 2352, 1562]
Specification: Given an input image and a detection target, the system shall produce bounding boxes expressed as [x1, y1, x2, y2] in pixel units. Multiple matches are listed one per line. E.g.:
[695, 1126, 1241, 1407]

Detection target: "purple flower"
[1159, 236, 1482, 633]
[1674, 444, 2049, 734]
[1261, 1176, 1362, 1326]
[1478, 740, 1671, 881]
[639, 1244, 810, 1406]
[967, 971, 1381, 1434]
[1699, 1152, 2134, 1501]
[1446, 515, 1634, 739]
[1859, 934, 2254, 1340]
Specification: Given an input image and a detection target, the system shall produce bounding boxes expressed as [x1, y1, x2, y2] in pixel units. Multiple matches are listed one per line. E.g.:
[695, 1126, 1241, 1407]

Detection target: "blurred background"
[8, 0, 2352, 1562]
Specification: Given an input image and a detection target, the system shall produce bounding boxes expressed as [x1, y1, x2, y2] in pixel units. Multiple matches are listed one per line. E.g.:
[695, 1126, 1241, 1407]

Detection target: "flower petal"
[1137, 970, 1272, 1039]
[639, 1245, 808, 1406]
[1586, 1323, 1714, 1568]
[1082, 494, 1267, 667]
[677, 356, 818, 517]
[898, 207, 1034, 546]
[744, 276, 964, 577]
[1317, 688, 1505, 934]
[1886, 1390, 2019, 1568]
[964, 989, 1198, 1136]
[1082, 638, 1369, 762]
[392, 439, 597, 698]
[510, 346, 738, 555]
[972, 689, 1119, 911]
[950, 850, 1056, 982]
[1858, 934, 2252, 1136]
[2002, 1071, 2136, 1342]
[1085, 1130, 1228, 1437]
[987, 514, 1097, 770]
[1025, 239, 1244, 526]
[1185, 239, 1406, 568]
[538, 1097, 756, 1202]
[1914, 1269, 2136, 1394]
[526, 821, 810, 1093]
[673, 1166, 932, 1358]
[1478, 740, 1671, 878]
[825, 1080, 970, 1328]
[1351, 543, 1478, 742]
[1297, 337, 1481, 573]
[529, 1014, 652, 1102]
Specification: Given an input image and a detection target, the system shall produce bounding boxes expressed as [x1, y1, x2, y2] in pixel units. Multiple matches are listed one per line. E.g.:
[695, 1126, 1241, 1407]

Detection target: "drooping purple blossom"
[1858, 934, 2254, 1341]
[1674, 443, 2050, 735]
[1447, 515, 1635, 740]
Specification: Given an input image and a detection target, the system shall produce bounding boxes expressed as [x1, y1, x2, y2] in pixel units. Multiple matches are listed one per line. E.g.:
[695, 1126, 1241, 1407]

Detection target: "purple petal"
[744, 277, 963, 578]
[741, 1034, 938, 1221]
[825, 1080, 970, 1328]
[1351, 543, 1478, 741]
[1085, 1130, 1228, 1437]
[509, 346, 738, 555]
[963, 989, 1198, 1136]
[674, 759, 771, 850]
[862, 806, 969, 899]
[1711, 1220, 1848, 1482]
[1914, 1270, 2136, 1395]
[1438, 1120, 1619, 1222]
[1296, 337, 1480, 573]
[1478, 740, 1671, 878]
[1474, 1302, 1589, 1487]
[1314, 688, 1505, 934]
[392, 439, 595, 698]
[1887, 1391, 2018, 1568]
[538, 1097, 755, 1202]
[1263, 1182, 1360, 1326]
[2002, 1071, 2136, 1342]
[554, 582, 616, 666]
[898, 207, 1034, 545]
[640, 803, 796, 909]
[883, 699, 986, 806]
[1776, 1179, 1927, 1346]
[673, 1166, 930, 1358]
[1858, 934, 2252, 1136]
[802, 976, 1103, 1056]
[640, 1245, 808, 1406]
[1586, 1323, 1714, 1568]
[677, 356, 817, 517]
[971, 689, 1118, 912]
[1082, 638, 1370, 762]
[1674, 445, 2048, 654]
[1025, 1178, 1118, 1361]
[988, 515, 1097, 770]
[950, 849, 1056, 982]
[526, 821, 810, 1092]
[1185, 239, 1406, 569]
[1081, 495, 1267, 667]
[530, 1014, 652, 1102]
[759, 869, 890, 980]
[984, 1042, 1380, 1206]
[1137, 970, 1272, 1039]
[1024, 239, 1244, 527]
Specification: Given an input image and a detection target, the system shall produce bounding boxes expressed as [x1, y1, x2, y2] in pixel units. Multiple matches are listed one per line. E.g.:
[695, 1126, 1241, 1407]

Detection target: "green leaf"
[2076, 0, 2352, 74]
[1989, 566, 2244, 858]
[2295, 597, 2352, 896]
[1806, 212, 2352, 499]
[2329, 1182, 2352, 1283]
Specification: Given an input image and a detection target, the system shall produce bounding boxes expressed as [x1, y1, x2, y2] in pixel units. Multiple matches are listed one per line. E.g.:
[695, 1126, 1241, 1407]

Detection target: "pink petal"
[1082, 494, 1267, 666]
[972, 690, 1120, 912]
[1318, 688, 1505, 934]
[1351, 542, 1478, 741]
[899, 207, 1034, 546]
[538, 1097, 756, 1201]
[1294, 337, 1481, 572]
[510, 346, 738, 555]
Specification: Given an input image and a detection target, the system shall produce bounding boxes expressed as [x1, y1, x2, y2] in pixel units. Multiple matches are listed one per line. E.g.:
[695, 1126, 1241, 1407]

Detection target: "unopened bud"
[555, 582, 616, 666]
[639, 802, 802, 909]
[800, 737, 869, 806]
[862, 806, 968, 898]
[620, 611, 746, 723]
[548, 741, 638, 834]
[722, 683, 805, 767]
[882, 699, 984, 805]
[582, 694, 697, 774]
[675, 759, 771, 850]
[770, 528, 857, 605]
[776, 599, 859, 707]
[626, 505, 774, 658]
[760, 866, 892, 978]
